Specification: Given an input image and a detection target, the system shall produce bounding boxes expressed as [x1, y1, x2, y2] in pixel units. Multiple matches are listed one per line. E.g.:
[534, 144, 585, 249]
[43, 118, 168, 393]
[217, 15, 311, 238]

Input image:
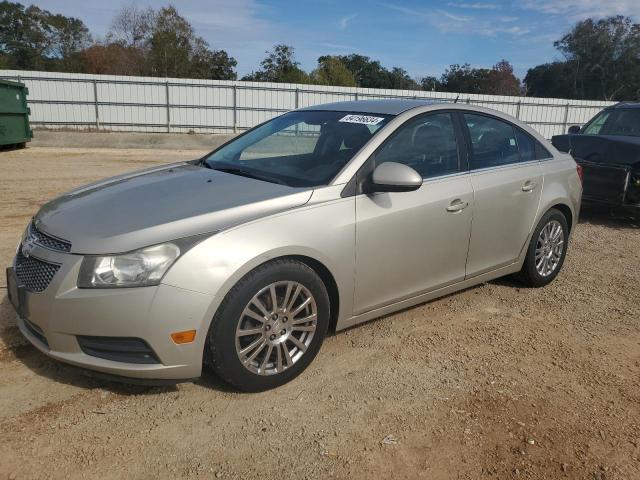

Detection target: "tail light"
[576, 164, 584, 183]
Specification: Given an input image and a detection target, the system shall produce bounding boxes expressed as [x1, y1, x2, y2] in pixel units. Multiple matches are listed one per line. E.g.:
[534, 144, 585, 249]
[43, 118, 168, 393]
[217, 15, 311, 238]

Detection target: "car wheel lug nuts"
[265, 325, 271, 331]
[272, 314, 278, 320]
[281, 329, 286, 335]
[270, 334, 276, 340]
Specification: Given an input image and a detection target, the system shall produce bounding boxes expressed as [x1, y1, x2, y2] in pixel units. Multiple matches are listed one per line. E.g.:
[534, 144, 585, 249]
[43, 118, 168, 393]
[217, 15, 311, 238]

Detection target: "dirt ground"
[0, 146, 639, 480]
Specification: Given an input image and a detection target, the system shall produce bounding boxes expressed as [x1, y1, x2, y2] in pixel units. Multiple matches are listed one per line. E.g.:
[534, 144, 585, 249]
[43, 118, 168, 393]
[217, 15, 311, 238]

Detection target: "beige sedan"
[7, 100, 582, 391]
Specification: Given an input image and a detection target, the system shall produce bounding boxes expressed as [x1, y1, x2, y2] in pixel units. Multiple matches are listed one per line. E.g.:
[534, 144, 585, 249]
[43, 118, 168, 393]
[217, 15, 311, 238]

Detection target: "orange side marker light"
[171, 330, 196, 344]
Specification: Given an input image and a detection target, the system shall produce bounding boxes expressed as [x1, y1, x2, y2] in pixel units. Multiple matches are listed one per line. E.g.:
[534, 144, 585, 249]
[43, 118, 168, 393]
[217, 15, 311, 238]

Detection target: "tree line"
[0, 1, 638, 101]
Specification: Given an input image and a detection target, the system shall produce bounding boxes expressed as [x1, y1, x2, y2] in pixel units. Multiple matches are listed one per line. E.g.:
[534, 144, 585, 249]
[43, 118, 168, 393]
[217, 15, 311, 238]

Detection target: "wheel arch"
[517, 199, 576, 267]
[549, 202, 574, 234]
[202, 250, 342, 336]
[285, 255, 340, 334]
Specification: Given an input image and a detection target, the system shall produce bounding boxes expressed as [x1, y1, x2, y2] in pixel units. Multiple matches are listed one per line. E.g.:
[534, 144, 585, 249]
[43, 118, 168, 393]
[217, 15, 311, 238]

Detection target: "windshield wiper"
[211, 165, 289, 186]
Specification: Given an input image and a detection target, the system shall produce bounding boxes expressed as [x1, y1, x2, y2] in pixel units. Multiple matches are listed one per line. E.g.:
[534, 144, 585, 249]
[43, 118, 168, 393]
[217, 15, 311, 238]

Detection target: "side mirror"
[568, 125, 581, 134]
[369, 162, 422, 193]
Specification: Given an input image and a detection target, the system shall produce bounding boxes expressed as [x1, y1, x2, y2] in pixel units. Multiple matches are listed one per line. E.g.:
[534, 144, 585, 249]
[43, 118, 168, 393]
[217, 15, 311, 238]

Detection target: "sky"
[30, 0, 640, 80]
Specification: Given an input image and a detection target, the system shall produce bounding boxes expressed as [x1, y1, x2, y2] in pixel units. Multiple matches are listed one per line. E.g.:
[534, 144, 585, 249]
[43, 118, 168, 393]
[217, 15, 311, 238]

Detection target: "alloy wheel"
[535, 220, 564, 277]
[235, 281, 318, 375]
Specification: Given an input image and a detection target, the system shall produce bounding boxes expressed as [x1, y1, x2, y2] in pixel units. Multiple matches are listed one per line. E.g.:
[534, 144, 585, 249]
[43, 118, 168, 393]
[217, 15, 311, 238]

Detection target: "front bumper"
[7, 244, 218, 381]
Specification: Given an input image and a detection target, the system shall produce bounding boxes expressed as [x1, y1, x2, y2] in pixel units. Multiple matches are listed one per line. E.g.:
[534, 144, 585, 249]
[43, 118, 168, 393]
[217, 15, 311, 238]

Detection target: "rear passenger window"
[516, 128, 552, 160]
[374, 113, 460, 179]
[464, 114, 519, 169]
[534, 140, 551, 159]
[515, 129, 536, 162]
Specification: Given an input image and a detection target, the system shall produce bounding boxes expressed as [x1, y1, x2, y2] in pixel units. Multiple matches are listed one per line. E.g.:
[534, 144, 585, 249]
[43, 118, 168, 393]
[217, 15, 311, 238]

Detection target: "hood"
[35, 163, 313, 254]
[552, 134, 640, 167]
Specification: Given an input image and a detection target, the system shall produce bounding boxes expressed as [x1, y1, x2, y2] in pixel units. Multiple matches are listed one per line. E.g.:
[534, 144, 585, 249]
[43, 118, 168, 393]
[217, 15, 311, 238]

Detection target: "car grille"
[28, 221, 72, 253]
[14, 250, 60, 292]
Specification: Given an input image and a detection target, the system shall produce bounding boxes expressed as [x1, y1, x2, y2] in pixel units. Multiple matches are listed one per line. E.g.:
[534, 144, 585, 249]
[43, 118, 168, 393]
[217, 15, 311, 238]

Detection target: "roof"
[611, 102, 640, 109]
[297, 99, 441, 115]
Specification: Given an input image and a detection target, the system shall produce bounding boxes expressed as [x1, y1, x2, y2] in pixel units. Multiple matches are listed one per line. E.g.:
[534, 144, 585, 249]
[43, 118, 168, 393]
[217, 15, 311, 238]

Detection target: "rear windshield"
[584, 109, 640, 137]
[204, 111, 393, 187]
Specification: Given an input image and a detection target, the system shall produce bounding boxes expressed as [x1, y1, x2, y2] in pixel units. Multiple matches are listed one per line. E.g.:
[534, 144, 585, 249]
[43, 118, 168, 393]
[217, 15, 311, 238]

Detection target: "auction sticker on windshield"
[339, 114, 385, 125]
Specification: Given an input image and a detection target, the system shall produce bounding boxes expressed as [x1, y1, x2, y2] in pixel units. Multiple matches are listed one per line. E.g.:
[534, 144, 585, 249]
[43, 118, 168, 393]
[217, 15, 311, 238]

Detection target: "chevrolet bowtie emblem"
[22, 239, 35, 258]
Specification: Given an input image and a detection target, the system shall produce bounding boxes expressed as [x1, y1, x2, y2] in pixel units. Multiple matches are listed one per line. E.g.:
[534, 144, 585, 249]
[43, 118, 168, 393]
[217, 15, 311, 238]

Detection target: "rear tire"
[517, 208, 569, 288]
[206, 259, 330, 392]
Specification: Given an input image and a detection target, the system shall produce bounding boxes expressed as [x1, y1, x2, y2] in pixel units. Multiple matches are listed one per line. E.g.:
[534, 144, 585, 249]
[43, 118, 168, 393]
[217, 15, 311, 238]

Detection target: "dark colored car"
[552, 102, 640, 211]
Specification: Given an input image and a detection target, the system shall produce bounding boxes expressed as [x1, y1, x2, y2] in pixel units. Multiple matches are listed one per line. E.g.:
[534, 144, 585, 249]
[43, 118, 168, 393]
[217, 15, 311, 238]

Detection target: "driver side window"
[374, 113, 461, 179]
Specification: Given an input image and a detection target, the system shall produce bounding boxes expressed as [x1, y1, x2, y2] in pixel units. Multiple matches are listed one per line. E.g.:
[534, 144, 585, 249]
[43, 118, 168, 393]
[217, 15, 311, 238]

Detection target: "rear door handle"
[522, 181, 537, 192]
[446, 199, 469, 213]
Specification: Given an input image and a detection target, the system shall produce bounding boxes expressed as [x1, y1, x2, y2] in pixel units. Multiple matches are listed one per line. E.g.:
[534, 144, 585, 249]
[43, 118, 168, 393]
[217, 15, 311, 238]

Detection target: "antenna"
[454, 95, 460, 104]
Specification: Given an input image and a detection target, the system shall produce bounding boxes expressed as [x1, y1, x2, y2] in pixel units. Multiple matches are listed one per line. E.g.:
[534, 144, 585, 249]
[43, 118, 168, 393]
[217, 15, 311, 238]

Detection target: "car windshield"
[203, 111, 393, 187]
[584, 108, 640, 137]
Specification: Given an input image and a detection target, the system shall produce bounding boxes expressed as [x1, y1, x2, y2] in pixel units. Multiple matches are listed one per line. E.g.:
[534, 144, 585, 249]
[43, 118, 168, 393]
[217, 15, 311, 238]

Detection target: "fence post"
[515, 101, 521, 120]
[93, 79, 100, 129]
[295, 88, 300, 109]
[165, 81, 171, 133]
[233, 85, 238, 134]
[355, 92, 359, 101]
[563, 103, 570, 134]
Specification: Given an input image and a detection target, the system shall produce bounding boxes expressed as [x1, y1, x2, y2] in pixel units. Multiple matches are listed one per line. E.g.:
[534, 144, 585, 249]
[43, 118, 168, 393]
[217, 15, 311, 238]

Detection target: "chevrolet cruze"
[7, 100, 582, 391]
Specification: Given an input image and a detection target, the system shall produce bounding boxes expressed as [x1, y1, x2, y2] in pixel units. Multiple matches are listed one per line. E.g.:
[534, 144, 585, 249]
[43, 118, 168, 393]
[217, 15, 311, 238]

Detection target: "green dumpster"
[0, 79, 33, 147]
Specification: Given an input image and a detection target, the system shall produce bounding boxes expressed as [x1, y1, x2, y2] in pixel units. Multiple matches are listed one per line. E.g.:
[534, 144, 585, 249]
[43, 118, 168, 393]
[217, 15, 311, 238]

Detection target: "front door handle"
[522, 181, 537, 192]
[446, 199, 469, 213]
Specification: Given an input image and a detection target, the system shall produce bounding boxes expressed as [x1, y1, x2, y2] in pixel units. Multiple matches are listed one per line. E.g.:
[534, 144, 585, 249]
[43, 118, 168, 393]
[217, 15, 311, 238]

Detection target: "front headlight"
[78, 235, 208, 288]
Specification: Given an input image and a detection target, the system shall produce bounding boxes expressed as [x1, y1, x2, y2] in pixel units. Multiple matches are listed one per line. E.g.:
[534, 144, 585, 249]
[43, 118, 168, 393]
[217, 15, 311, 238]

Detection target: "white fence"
[1, 70, 614, 139]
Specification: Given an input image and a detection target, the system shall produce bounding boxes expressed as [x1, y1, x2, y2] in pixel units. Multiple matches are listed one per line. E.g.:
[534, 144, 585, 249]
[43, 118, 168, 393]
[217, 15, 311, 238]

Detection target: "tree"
[484, 60, 521, 96]
[107, 6, 155, 49]
[327, 54, 390, 88]
[243, 45, 311, 83]
[426, 61, 520, 96]
[148, 6, 194, 77]
[420, 76, 442, 92]
[45, 12, 91, 71]
[0, 1, 90, 70]
[317, 54, 419, 89]
[0, 2, 48, 69]
[523, 62, 576, 98]
[387, 67, 419, 90]
[82, 42, 146, 76]
[97, 5, 237, 80]
[554, 16, 640, 100]
[525, 16, 640, 100]
[311, 56, 357, 87]
[189, 37, 237, 80]
[438, 64, 490, 94]
[84, 6, 157, 75]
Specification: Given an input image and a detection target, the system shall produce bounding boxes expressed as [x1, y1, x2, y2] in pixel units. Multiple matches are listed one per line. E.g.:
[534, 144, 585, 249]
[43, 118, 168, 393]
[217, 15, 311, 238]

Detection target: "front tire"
[206, 259, 330, 392]
[518, 208, 569, 287]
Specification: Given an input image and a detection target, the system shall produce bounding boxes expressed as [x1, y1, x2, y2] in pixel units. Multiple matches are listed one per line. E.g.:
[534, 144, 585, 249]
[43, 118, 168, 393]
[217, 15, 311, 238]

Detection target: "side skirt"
[336, 262, 521, 331]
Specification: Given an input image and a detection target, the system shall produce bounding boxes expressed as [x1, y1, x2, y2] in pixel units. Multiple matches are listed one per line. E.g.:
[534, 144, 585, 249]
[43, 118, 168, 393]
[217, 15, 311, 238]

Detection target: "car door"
[461, 112, 543, 277]
[353, 111, 474, 315]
